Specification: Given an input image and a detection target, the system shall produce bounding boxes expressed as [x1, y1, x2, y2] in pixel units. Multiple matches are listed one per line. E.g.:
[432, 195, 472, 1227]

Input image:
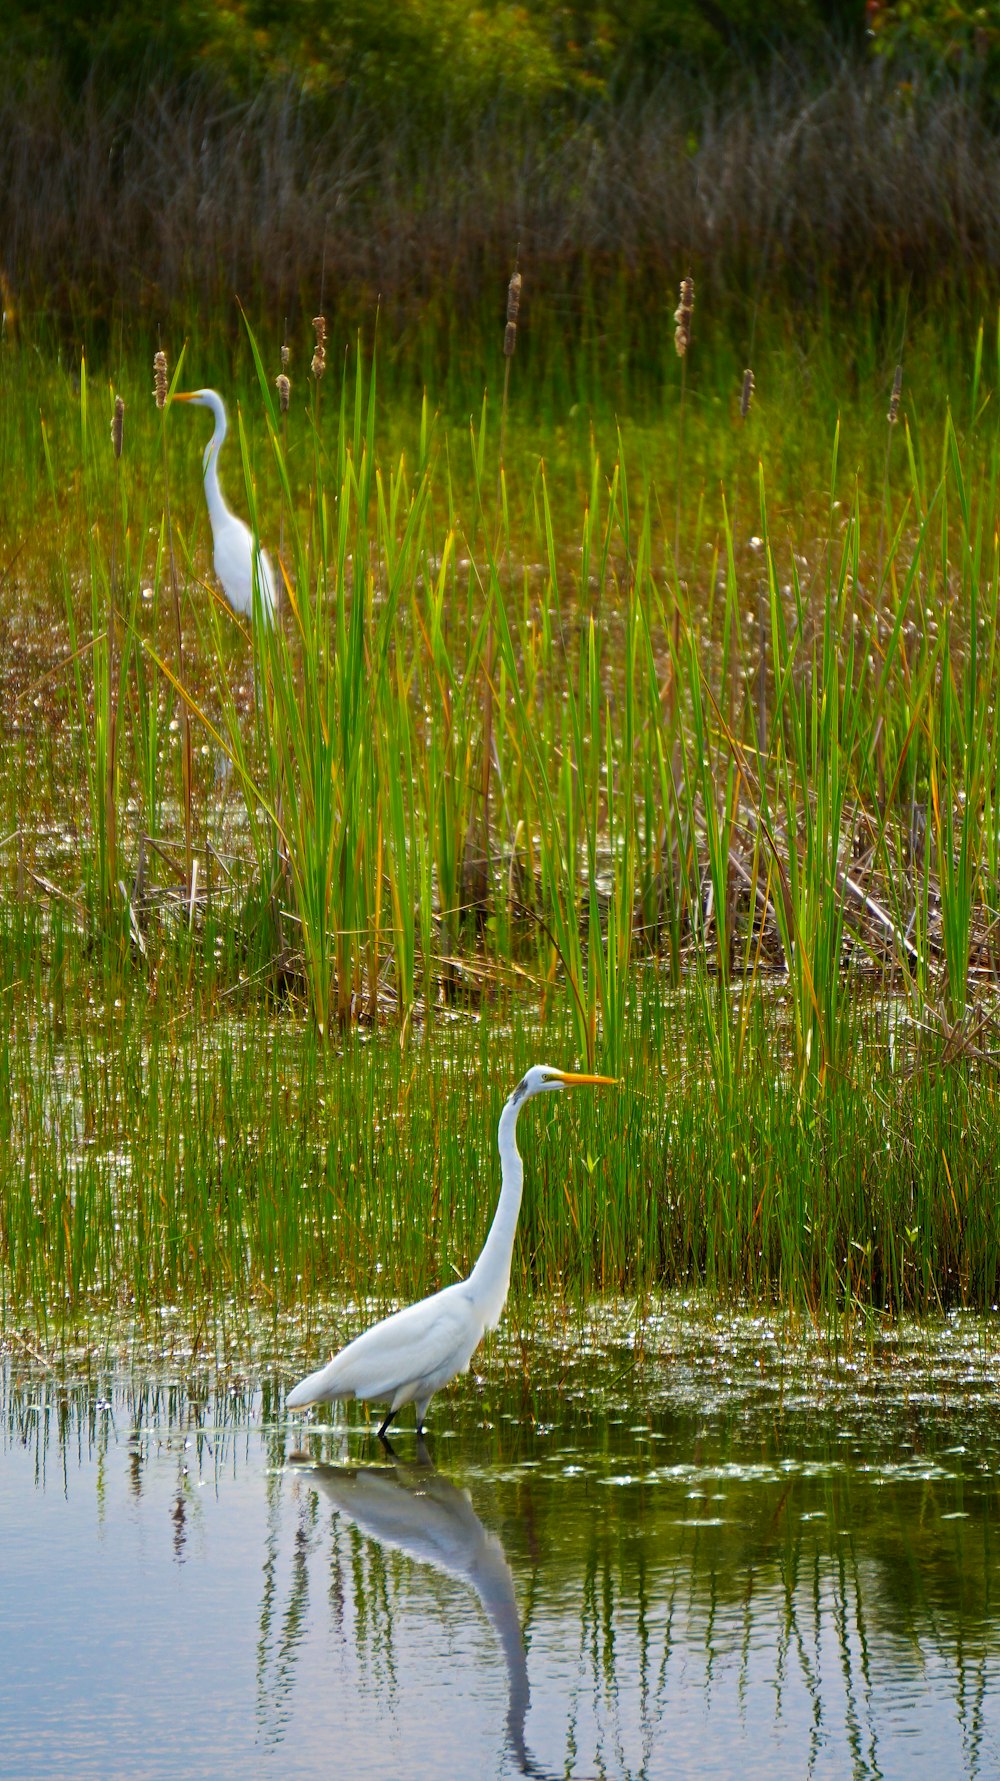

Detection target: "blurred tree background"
[8, 0, 997, 111]
[8, 2, 854, 99]
[1, 0, 998, 359]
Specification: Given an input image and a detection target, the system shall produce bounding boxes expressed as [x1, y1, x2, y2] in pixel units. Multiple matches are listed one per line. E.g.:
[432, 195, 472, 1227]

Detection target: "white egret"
[173, 388, 275, 624]
[287, 1064, 617, 1436]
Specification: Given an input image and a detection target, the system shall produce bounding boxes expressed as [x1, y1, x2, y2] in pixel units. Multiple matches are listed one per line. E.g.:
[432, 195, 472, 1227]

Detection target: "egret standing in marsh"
[173, 388, 275, 624]
[287, 1065, 617, 1437]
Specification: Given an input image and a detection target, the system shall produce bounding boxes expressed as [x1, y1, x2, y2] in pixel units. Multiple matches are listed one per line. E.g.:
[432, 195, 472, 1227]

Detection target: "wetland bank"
[5, 5, 1000, 1773]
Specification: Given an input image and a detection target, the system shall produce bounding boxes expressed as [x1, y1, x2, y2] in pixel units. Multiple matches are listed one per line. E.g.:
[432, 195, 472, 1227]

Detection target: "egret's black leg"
[377, 1409, 397, 1442]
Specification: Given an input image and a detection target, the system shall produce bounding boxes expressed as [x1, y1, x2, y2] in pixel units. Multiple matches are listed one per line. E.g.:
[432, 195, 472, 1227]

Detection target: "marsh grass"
[4, 304, 1000, 1324]
[4, 952, 1000, 1330]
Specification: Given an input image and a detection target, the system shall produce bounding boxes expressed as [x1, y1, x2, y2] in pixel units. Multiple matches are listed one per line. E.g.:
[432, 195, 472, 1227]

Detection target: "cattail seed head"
[504, 270, 522, 358]
[311, 314, 327, 368]
[506, 270, 522, 324]
[674, 276, 694, 358]
[276, 372, 290, 414]
[740, 368, 755, 420]
[280, 342, 290, 370]
[887, 365, 903, 425]
[311, 314, 327, 380]
[0, 269, 17, 341]
[153, 350, 168, 409]
[111, 394, 125, 459]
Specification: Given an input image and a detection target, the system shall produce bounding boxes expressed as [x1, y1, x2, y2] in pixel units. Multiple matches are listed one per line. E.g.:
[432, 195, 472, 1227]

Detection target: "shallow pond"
[3, 1303, 1000, 1780]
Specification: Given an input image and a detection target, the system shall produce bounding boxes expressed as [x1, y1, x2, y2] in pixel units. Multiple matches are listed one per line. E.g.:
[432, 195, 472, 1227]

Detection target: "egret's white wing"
[287, 1281, 480, 1407]
[334, 1285, 479, 1396]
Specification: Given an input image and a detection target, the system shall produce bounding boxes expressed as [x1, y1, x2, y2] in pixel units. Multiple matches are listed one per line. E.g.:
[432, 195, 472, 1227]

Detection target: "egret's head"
[173, 389, 224, 413]
[512, 1064, 618, 1105]
[174, 386, 227, 404]
[173, 389, 228, 466]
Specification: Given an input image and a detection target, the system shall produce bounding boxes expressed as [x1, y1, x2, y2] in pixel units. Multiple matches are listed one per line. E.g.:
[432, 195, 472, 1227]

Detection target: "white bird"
[173, 388, 275, 624]
[287, 1064, 616, 1436]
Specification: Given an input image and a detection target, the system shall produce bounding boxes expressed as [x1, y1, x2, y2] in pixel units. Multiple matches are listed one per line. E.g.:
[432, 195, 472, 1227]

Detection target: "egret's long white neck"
[468, 1089, 527, 1330]
[202, 414, 232, 541]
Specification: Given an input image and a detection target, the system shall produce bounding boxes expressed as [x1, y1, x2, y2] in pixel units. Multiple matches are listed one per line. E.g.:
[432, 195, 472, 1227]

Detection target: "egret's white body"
[286, 1065, 615, 1434]
[174, 388, 275, 624]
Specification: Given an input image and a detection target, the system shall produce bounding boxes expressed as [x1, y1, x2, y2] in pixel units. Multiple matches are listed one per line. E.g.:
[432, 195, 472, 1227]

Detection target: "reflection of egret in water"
[293, 1450, 565, 1780]
[9, 1340, 1000, 1778]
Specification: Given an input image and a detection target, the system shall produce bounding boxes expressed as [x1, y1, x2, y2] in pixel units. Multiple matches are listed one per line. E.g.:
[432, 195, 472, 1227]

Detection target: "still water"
[3, 1303, 1000, 1780]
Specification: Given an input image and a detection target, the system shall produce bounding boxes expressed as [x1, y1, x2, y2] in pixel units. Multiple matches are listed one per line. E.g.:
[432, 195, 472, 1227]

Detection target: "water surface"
[3, 1303, 1000, 1779]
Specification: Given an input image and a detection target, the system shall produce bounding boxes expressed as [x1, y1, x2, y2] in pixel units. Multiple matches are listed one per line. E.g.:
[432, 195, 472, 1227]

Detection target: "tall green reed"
[241, 331, 432, 1031]
[13, 306, 1000, 1116]
[43, 357, 146, 935]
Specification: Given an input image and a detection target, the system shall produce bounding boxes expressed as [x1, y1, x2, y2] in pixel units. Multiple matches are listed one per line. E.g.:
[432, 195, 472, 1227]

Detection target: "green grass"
[4, 301, 1000, 1325]
[4, 931, 1000, 1328]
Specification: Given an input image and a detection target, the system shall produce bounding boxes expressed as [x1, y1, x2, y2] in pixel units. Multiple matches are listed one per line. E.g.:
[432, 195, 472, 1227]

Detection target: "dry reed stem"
[155, 346, 193, 889]
[274, 353, 290, 627]
[275, 362, 290, 617]
[879, 363, 904, 587]
[503, 269, 521, 358]
[310, 313, 326, 492]
[472, 260, 523, 928]
[498, 263, 521, 473]
[107, 393, 125, 896]
[672, 273, 694, 695]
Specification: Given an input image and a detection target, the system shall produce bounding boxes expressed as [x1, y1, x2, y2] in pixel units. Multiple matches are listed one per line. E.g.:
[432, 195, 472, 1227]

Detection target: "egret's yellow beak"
[553, 1070, 619, 1086]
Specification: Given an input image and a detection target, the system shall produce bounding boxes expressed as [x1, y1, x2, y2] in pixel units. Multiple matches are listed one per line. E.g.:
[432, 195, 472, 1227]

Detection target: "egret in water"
[287, 1065, 617, 1436]
[173, 388, 275, 624]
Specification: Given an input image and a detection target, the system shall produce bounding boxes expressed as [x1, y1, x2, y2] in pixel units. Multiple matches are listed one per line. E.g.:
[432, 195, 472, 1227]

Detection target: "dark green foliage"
[871, 2, 1000, 98]
[4, 1, 869, 104]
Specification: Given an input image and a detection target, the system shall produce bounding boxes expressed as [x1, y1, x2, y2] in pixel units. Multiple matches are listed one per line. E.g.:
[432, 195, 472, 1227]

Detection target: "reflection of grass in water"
[5, 1306, 1000, 1780]
[4, 309, 1000, 1317]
